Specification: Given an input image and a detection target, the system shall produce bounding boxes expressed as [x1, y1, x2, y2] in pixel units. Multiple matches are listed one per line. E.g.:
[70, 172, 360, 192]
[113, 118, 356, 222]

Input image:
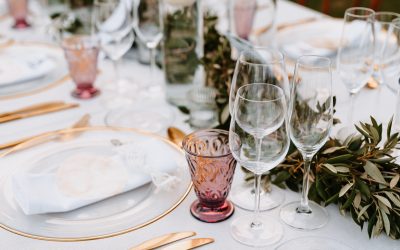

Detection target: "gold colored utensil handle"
[130, 231, 196, 250]
[0, 101, 66, 118]
[160, 238, 214, 250]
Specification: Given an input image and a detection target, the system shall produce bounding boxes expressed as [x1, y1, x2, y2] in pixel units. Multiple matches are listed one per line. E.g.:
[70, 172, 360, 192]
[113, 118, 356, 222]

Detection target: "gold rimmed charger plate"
[0, 41, 69, 100]
[0, 126, 192, 242]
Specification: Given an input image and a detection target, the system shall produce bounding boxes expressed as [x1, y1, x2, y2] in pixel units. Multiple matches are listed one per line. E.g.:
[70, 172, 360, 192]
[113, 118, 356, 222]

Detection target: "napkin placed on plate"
[0, 52, 55, 86]
[12, 138, 179, 215]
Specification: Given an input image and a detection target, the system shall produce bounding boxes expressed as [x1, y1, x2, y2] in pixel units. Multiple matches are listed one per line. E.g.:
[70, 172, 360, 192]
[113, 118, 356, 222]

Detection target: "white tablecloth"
[0, 0, 399, 249]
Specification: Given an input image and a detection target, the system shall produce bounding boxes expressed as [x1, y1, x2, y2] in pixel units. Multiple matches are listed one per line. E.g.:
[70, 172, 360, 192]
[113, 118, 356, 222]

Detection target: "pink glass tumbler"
[62, 36, 100, 99]
[182, 129, 236, 223]
[7, 0, 30, 29]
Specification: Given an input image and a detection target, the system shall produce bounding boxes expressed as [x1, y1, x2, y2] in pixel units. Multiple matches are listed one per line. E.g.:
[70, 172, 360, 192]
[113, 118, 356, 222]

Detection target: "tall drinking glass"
[337, 7, 375, 125]
[229, 83, 289, 246]
[134, 0, 163, 90]
[93, 0, 135, 92]
[388, 18, 400, 130]
[229, 48, 290, 211]
[280, 55, 333, 230]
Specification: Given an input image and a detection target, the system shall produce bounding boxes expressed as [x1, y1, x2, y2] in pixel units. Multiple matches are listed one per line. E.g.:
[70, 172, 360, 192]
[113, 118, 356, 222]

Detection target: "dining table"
[0, 0, 399, 249]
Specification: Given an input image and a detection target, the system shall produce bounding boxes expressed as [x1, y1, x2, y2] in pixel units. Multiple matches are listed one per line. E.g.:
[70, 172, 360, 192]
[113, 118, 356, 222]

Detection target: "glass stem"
[251, 137, 263, 229]
[113, 59, 121, 92]
[149, 47, 156, 86]
[298, 155, 313, 213]
[348, 93, 355, 126]
[395, 78, 400, 130]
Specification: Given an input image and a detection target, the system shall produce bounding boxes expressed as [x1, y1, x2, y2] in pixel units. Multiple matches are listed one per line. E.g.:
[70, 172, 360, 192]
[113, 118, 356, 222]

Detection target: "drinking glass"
[62, 36, 100, 99]
[134, 0, 163, 89]
[229, 83, 289, 246]
[229, 47, 290, 211]
[389, 18, 400, 130]
[280, 55, 333, 230]
[374, 12, 400, 92]
[337, 7, 375, 125]
[182, 129, 236, 223]
[7, 0, 30, 29]
[93, 0, 135, 91]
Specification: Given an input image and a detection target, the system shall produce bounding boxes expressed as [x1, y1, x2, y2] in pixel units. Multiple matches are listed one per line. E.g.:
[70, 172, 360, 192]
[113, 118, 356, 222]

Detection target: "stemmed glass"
[229, 47, 290, 211]
[134, 0, 163, 91]
[93, 0, 135, 95]
[280, 55, 333, 230]
[337, 7, 375, 126]
[229, 83, 290, 246]
[388, 18, 400, 130]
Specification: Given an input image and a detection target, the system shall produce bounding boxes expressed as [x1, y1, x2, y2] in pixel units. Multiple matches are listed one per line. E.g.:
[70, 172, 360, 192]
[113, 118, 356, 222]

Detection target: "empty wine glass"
[280, 55, 333, 230]
[229, 83, 289, 246]
[229, 47, 290, 211]
[134, 0, 163, 90]
[337, 7, 375, 126]
[388, 18, 400, 130]
[93, 0, 135, 93]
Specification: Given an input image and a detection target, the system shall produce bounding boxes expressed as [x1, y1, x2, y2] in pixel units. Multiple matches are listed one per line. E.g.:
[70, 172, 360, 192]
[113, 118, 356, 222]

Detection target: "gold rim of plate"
[0, 126, 193, 242]
[0, 41, 69, 101]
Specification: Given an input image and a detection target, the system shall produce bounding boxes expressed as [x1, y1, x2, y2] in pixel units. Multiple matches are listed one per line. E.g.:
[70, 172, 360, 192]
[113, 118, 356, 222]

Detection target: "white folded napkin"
[0, 52, 55, 86]
[12, 138, 180, 215]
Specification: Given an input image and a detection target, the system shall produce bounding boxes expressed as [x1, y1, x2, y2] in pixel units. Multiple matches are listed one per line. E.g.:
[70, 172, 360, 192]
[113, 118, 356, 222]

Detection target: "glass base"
[276, 236, 354, 250]
[190, 200, 234, 223]
[104, 105, 174, 134]
[231, 214, 283, 247]
[13, 19, 30, 29]
[71, 86, 100, 99]
[280, 201, 329, 230]
[230, 184, 285, 211]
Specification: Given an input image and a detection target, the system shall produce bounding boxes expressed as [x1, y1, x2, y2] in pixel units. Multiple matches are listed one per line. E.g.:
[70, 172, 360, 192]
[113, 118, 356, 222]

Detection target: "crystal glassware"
[62, 35, 100, 99]
[229, 47, 290, 211]
[337, 7, 375, 125]
[229, 83, 289, 246]
[389, 18, 400, 130]
[280, 55, 333, 230]
[7, 0, 30, 29]
[182, 129, 236, 223]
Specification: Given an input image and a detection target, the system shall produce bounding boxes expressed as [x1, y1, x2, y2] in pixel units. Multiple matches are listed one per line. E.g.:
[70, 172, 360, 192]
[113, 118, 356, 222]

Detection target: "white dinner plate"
[0, 42, 68, 99]
[276, 18, 343, 60]
[0, 127, 191, 241]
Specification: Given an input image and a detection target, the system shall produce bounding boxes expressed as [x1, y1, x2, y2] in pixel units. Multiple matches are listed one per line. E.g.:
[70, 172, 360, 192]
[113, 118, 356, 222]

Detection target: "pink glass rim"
[182, 129, 232, 159]
[61, 35, 99, 51]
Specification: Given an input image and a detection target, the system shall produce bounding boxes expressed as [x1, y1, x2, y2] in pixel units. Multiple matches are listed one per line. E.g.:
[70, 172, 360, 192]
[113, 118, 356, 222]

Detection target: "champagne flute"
[229, 47, 290, 211]
[280, 55, 333, 230]
[229, 83, 289, 246]
[337, 7, 375, 126]
[93, 0, 135, 93]
[134, 0, 163, 90]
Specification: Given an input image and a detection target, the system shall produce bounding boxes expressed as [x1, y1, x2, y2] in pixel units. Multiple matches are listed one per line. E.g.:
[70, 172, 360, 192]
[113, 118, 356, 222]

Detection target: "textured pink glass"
[182, 129, 236, 223]
[62, 36, 100, 99]
[7, 0, 30, 29]
[233, 0, 257, 40]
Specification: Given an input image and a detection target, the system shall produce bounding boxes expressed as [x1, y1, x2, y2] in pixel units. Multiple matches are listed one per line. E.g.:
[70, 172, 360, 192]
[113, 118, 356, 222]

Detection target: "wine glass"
[229, 83, 290, 246]
[229, 47, 290, 211]
[134, 0, 163, 91]
[93, 0, 135, 94]
[280, 55, 333, 230]
[337, 7, 375, 126]
[388, 18, 400, 130]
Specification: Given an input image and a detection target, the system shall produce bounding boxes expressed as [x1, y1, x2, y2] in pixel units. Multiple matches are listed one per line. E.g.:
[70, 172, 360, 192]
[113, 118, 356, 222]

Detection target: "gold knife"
[161, 238, 214, 250]
[0, 103, 79, 123]
[0, 101, 66, 118]
[130, 231, 196, 250]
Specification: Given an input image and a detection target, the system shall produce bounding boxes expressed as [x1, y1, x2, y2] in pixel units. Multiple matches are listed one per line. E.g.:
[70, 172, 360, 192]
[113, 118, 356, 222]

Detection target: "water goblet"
[62, 35, 100, 99]
[229, 83, 289, 246]
[182, 129, 236, 223]
[280, 55, 333, 230]
[7, 0, 30, 29]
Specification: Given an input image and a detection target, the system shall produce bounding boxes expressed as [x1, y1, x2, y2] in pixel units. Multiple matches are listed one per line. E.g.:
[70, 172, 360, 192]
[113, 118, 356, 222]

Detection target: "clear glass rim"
[374, 11, 400, 23]
[94, 0, 119, 5]
[295, 55, 331, 69]
[392, 17, 400, 29]
[237, 83, 285, 103]
[61, 35, 99, 51]
[345, 7, 375, 18]
[239, 47, 285, 66]
[182, 129, 232, 159]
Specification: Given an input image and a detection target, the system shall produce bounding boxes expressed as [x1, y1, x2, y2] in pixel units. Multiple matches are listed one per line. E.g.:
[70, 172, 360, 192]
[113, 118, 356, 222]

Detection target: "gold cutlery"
[130, 231, 196, 250]
[167, 127, 187, 147]
[0, 114, 90, 150]
[161, 238, 214, 250]
[0, 103, 79, 123]
[0, 101, 66, 118]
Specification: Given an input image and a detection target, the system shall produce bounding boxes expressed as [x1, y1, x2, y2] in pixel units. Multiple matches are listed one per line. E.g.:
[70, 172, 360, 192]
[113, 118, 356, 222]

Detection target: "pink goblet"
[7, 0, 30, 29]
[62, 36, 100, 99]
[182, 129, 236, 223]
